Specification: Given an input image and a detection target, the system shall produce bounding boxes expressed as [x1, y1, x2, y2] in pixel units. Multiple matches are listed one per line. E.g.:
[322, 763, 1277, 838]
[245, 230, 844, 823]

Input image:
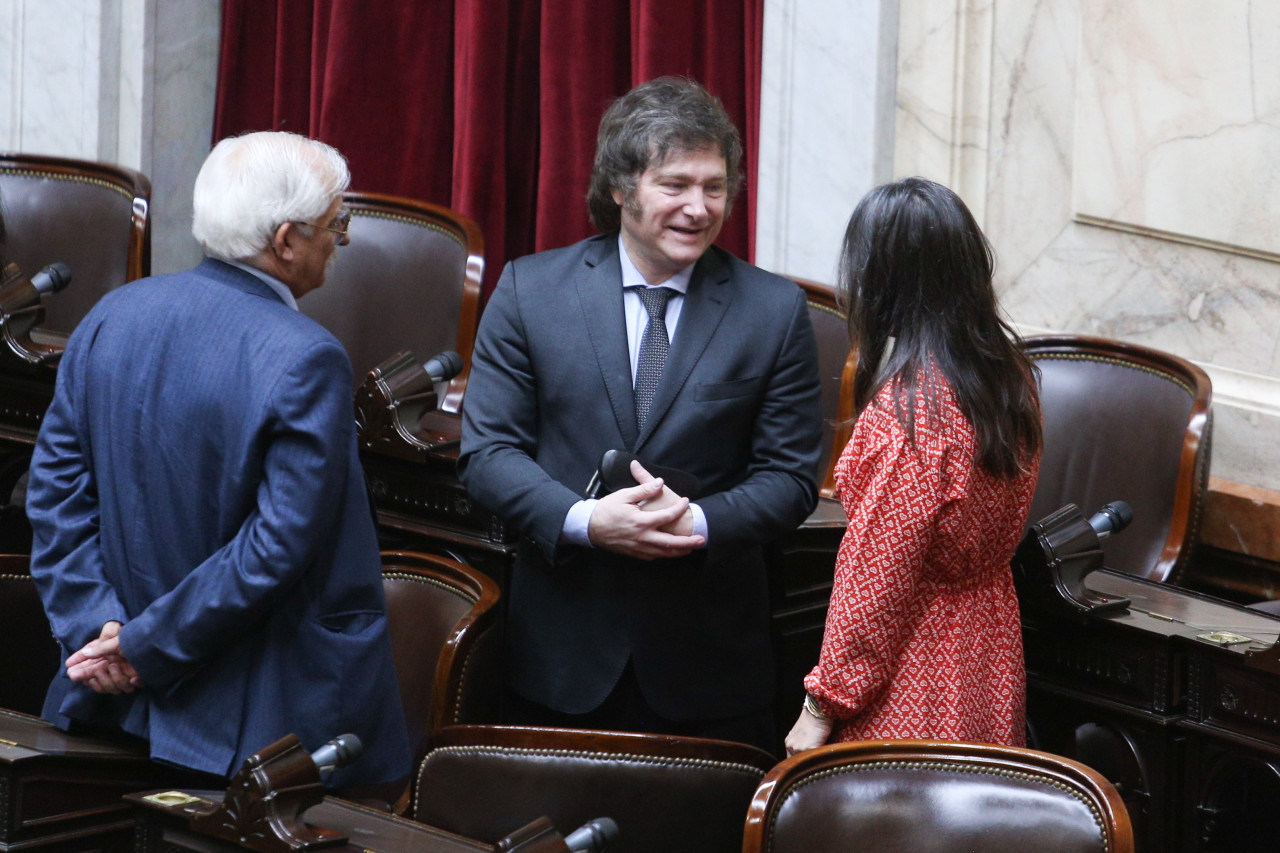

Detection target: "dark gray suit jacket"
[459, 234, 823, 720]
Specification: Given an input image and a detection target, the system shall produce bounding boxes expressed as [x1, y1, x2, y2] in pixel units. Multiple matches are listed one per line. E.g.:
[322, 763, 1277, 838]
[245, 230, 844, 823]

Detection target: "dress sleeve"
[802, 403, 970, 719]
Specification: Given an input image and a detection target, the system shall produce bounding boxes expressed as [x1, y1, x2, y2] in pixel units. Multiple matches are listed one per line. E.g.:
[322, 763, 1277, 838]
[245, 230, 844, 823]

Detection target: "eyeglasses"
[294, 207, 352, 239]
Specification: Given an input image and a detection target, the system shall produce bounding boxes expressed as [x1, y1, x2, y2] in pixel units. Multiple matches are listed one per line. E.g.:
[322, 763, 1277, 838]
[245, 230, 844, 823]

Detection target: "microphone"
[30, 262, 72, 296]
[423, 350, 464, 384]
[310, 733, 363, 774]
[563, 817, 619, 853]
[1087, 501, 1133, 540]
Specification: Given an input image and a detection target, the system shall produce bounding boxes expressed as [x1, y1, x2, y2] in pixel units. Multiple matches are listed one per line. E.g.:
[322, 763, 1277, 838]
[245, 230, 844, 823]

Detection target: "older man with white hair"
[26, 131, 409, 794]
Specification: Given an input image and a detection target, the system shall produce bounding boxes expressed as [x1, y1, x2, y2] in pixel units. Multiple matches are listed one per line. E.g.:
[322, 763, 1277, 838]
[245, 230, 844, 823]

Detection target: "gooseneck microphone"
[31, 262, 72, 295]
[1087, 500, 1134, 540]
[563, 817, 619, 853]
[423, 350, 464, 384]
[310, 733, 363, 774]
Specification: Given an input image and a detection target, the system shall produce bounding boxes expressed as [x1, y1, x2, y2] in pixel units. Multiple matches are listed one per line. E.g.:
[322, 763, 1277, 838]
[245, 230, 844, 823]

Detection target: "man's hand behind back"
[66, 621, 143, 694]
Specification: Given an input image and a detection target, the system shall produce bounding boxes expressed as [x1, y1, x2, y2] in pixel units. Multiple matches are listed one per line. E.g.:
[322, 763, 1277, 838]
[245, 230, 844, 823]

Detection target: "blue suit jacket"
[459, 235, 823, 719]
[26, 259, 409, 787]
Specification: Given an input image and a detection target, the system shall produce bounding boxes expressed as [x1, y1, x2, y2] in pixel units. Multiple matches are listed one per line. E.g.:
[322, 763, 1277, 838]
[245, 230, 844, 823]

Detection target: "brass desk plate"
[1196, 631, 1252, 646]
[142, 790, 210, 807]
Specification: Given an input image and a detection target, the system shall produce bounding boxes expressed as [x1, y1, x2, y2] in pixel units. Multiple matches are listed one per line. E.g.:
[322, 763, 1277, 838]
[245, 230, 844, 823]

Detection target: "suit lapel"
[576, 237, 640, 449]
[636, 248, 733, 450]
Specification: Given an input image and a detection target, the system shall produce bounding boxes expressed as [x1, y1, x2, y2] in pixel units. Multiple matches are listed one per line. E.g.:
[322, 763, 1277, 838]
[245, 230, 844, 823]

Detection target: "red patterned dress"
[803, 376, 1040, 746]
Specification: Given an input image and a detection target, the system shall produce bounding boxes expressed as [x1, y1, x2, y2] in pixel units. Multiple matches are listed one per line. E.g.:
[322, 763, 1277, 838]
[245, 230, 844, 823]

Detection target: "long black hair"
[838, 176, 1041, 479]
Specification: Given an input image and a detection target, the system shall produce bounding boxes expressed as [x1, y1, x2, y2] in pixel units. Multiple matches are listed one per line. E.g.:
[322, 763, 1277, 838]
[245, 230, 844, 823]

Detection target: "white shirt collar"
[617, 234, 694, 294]
[224, 259, 299, 311]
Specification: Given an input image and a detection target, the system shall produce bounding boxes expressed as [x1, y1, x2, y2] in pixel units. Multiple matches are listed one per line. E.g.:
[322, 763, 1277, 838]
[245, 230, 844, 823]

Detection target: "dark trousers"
[504, 659, 778, 756]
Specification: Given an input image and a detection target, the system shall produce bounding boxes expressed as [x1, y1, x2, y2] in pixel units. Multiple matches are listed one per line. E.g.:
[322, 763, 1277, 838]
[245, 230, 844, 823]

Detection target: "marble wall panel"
[894, 0, 993, 219]
[147, 0, 220, 274]
[2, 0, 105, 158]
[0, 2, 20, 145]
[1072, 0, 1280, 261]
[755, 0, 898, 285]
[116, 0, 151, 170]
[896, 0, 1280, 491]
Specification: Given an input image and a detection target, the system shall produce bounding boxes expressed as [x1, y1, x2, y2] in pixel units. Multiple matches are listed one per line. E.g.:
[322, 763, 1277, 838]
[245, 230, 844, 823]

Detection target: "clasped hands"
[588, 459, 704, 560]
[66, 620, 143, 694]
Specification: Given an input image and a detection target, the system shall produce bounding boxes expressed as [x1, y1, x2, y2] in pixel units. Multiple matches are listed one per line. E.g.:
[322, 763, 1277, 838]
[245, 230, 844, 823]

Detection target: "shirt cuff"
[690, 503, 708, 545]
[563, 499, 706, 548]
[561, 499, 598, 547]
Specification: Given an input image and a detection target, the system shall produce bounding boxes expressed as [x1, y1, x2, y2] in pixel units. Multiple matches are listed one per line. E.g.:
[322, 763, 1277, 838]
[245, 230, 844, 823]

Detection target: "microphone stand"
[0, 262, 67, 366]
[1012, 502, 1132, 617]
[355, 350, 460, 460]
[188, 733, 341, 853]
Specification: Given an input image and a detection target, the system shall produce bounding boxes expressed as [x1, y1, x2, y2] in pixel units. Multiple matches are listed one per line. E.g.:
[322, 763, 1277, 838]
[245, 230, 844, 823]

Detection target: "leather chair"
[0, 554, 60, 715]
[791, 277, 855, 497]
[743, 739, 1134, 853]
[300, 192, 484, 411]
[380, 551, 501, 771]
[413, 725, 776, 853]
[0, 153, 150, 335]
[1025, 335, 1212, 583]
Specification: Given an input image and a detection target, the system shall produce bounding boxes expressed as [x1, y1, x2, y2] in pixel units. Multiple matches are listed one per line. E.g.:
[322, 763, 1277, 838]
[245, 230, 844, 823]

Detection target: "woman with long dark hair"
[785, 177, 1042, 754]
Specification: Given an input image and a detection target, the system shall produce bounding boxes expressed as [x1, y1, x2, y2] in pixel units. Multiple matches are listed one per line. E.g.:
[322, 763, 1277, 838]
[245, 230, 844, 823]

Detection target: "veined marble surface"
[0, 0, 107, 158]
[894, 0, 994, 218]
[755, 0, 897, 285]
[897, 0, 1280, 490]
[147, 0, 220, 274]
[1072, 0, 1280, 261]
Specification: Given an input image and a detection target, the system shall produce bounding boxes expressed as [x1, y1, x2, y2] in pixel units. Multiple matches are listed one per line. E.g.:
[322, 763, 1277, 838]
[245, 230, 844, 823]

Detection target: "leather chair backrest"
[300, 192, 483, 411]
[1026, 335, 1212, 582]
[791, 277, 854, 497]
[0, 555, 60, 715]
[414, 725, 775, 853]
[380, 551, 500, 767]
[744, 740, 1133, 853]
[0, 154, 150, 335]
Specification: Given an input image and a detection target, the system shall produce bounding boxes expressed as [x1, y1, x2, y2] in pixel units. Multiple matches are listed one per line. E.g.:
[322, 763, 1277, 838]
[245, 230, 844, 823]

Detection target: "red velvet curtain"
[214, 0, 763, 298]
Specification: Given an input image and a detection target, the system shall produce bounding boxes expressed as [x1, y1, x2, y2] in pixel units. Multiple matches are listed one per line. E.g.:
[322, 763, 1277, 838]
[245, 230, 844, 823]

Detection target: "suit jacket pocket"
[318, 609, 384, 634]
[694, 375, 764, 402]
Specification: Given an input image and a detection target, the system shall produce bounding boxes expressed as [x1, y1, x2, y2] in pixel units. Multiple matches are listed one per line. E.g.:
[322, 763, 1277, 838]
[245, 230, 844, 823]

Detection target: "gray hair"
[586, 77, 744, 232]
[192, 131, 350, 261]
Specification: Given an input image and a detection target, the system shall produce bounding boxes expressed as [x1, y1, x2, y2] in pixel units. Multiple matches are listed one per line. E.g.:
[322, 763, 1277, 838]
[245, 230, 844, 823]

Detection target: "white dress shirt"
[561, 236, 709, 546]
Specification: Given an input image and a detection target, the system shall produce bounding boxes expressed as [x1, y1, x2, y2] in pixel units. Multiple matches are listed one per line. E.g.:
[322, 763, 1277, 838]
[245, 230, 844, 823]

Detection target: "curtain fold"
[214, 0, 762, 298]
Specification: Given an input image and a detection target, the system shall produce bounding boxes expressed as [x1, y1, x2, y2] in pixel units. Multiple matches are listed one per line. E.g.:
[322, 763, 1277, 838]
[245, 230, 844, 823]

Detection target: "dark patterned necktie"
[634, 286, 673, 430]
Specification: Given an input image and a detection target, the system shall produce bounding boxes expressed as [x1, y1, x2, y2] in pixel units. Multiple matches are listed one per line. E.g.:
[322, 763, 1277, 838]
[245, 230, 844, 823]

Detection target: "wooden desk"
[129, 790, 495, 853]
[0, 348, 54, 553]
[769, 496, 844, 750]
[355, 371, 516, 589]
[1023, 569, 1280, 853]
[0, 263, 64, 553]
[0, 709, 197, 852]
